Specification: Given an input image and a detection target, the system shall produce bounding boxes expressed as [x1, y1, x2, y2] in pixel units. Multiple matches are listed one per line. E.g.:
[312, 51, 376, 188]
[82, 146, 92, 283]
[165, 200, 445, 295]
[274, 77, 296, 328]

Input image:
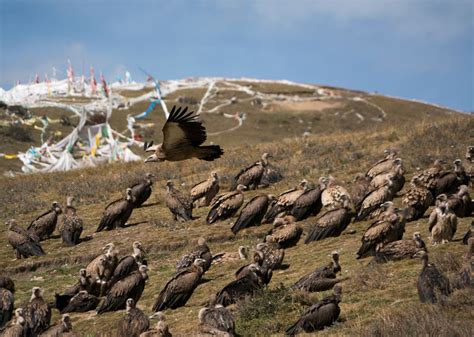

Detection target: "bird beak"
[145, 145, 159, 153]
[145, 154, 159, 163]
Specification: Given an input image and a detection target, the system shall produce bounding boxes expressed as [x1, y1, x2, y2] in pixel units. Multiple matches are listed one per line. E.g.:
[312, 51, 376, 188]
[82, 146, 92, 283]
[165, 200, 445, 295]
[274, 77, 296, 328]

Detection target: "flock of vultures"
[1, 106, 473, 336]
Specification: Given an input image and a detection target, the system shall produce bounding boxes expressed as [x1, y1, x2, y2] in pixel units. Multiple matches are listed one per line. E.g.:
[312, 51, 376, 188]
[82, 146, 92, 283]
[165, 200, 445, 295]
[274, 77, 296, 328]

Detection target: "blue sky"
[0, 0, 472, 111]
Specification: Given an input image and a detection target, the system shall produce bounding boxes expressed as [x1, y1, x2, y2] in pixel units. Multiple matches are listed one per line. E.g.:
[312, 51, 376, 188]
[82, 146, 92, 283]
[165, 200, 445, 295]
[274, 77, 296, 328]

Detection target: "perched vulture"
[305, 195, 353, 244]
[263, 180, 309, 224]
[118, 298, 150, 337]
[152, 259, 206, 312]
[368, 158, 405, 195]
[290, 177, 327, 221]
[176, 238, 212, 273]
[144, 106, 223, 162]
[140, 312, 172, 337]
[434, 159, 466, 196]
[216, 265, 262, 307]
[366, 148, 398, 178]
[453, 237, 473, 289]
[199, 295, 236, 336]
[356, 208, 407, 259]
[373, 232, 426, 263]
[266, 216, 302, 249]
[321, 177, 352, 210]
[0, 287, 14, 328]
[24, 287, 51, 336]
[351, 173, 371, 213]
[462, 222, 473, 245]
[355, 179, 395, 221]
[291, 252, 346, 292]
[428, 202, 457, 245]
[414, 250, 451, 303]
[1, 308, 26, 337]
[39, 314, 73, 336]
[445, 185, 473, 218]
[285, 285, 342, 336]
[466, 146, 474, 187]
[60, 290, 99, 314]
[86, 243, 118, 296]
[231, 194, 274, 234]
[97, 265, 148, 314]
[256, 242, 285, 270]
[206, 185, 246, 224]
[402, 177, 434, 222]
[259, 161, 283, 188]
[108, 241, 147, 290]
[230, 153, 271, 190]
[6, 219, 45, 259]
[412, 159, 446, 195]
[27, 201, 62, 241]
[96, 188, 135, 232]
[0, 275, 15, 293]
[58, 196, 83, 246]
[165, 181, 193, 222]
[190, 171, 220, 207]
[131, 173, 155, 207]
[235, 250, 272, 285]
[54, 269, 93, 312]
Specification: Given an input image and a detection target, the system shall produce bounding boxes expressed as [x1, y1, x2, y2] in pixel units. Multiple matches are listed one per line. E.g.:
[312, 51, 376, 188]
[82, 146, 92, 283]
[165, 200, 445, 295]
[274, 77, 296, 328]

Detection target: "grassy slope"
[0, 82, 473, 336]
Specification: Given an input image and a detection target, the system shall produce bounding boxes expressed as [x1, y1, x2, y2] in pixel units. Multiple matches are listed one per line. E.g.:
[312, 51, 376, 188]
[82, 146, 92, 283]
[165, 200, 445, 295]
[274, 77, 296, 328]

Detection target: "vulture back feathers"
[232, 194, 273, 234]
[27, 202, 62, 241]
[96, 188, 135, 232]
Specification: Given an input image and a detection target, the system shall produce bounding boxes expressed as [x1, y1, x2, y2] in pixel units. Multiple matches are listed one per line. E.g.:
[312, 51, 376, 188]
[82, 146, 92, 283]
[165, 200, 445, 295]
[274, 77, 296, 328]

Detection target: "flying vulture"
[414, 250, 451, 303]
[58, 196, 83, 246]
[165, 181, 193, 222]
[6, 219, 45, 259]
[96, 188, 135, 232]
[144, 106, 223, 163]
[232, 194, 275, 234]
[27, 201, 62, 241]
[118, 298, 150, 337]
[190, 171, 220, 207]
[130, 173, 155, 207]
[207, 185, 246, 224]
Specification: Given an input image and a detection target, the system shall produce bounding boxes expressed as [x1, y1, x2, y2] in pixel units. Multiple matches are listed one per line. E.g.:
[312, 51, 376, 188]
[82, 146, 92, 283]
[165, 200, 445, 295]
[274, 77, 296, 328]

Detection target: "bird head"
[52, 201, 62, 213]
[126, 298, 135, 312]
[253, 250, 264, 264]
[145, 144, 165, 163]
[165, 180, 174, 191]
[139, 265, 149, 279]
[66, 196, 74, 207]
[197, 237, 207, 246]
[236, 184, 247, 192]
[62, 314, 72, 330]
[238, 246, 249, 260]
[125, 188, 133, 201]
[210, 171, 218, 180]
[31, 287, 42, 300]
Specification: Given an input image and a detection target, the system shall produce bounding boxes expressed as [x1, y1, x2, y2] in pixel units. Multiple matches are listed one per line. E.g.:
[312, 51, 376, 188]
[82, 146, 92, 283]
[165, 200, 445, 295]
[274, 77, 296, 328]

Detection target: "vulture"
[117, 298, 150, 337]
[144, 106, 223, 162]
[428, 202, 457, 245]
[96, 188, 135, 232]
[216, 265, 262, 307]
[305, 195, 353, 244]
[259, 161, 283, 188]
[356, 207, 407, 259]
[140, 312, 172, 337]
[199, 295, 236, 336]
[24, 287, 51, 336]
[27, 201, 62, 241]
[165, 180, 193, 222]
[230, 153, 271, 190]
[152, 259, 206, 312]
[54, 269, 93, 312]
[256, 242, 285, 270]
[431, 159, 465, 196]
[466, 145, 474, 187]
[402, 177, 434, 222]
[58, 196, 83, 246]
[97, 265, 148, 314]
[108, 241, 147, 290]
[285, 285, 342, 336]
[60, 290, 99, 313]
[0, 287, 14, 328]
[235, 250, 272, 285]
[131, 173, 155, 207]
[351, 173, 371, 213]
[366, 148, 398, 178]
[206, 185, 246, 224]
[321, 177, 352, 210]
[290, 177, 327, 221]
[414, 250, 451, 303]
[355, 178, 395, 221]
[291, 252, 346, 292]
[445, 185, 473, 218]
[6, 219, 45, 259]
[266, 216, 302, 249]
[86, 243, 118, 295]
[368, 158, 405, 195]
[190, 171, 220, 207]
[231, 194, 275, 234]
[462, 222, 473, 245]
[373, 232, 427, 263]
[0, 275, 15, 293]
[176, 237, 212, 273]
[1, 308, 25, 337]
[39, 314, 73, 336]
[453, 237, 473, 289]
[412, 159, 446, 195]
[263, 180, 309, 224]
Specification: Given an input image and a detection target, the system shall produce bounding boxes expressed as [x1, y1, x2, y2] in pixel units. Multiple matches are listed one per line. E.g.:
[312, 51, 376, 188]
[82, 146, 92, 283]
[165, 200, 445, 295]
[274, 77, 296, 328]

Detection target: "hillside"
[0, 79, 472, 336]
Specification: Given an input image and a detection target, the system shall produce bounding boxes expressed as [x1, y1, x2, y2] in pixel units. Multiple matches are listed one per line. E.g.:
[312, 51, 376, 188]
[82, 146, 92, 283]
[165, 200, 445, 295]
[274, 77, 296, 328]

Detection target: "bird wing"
[190, 179, 211, 198]
[162, 106, 206, 152]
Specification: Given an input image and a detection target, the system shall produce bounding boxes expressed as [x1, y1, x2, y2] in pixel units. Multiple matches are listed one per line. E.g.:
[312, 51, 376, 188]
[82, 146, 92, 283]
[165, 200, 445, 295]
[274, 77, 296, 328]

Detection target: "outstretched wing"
[162, 106, 207, 152]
